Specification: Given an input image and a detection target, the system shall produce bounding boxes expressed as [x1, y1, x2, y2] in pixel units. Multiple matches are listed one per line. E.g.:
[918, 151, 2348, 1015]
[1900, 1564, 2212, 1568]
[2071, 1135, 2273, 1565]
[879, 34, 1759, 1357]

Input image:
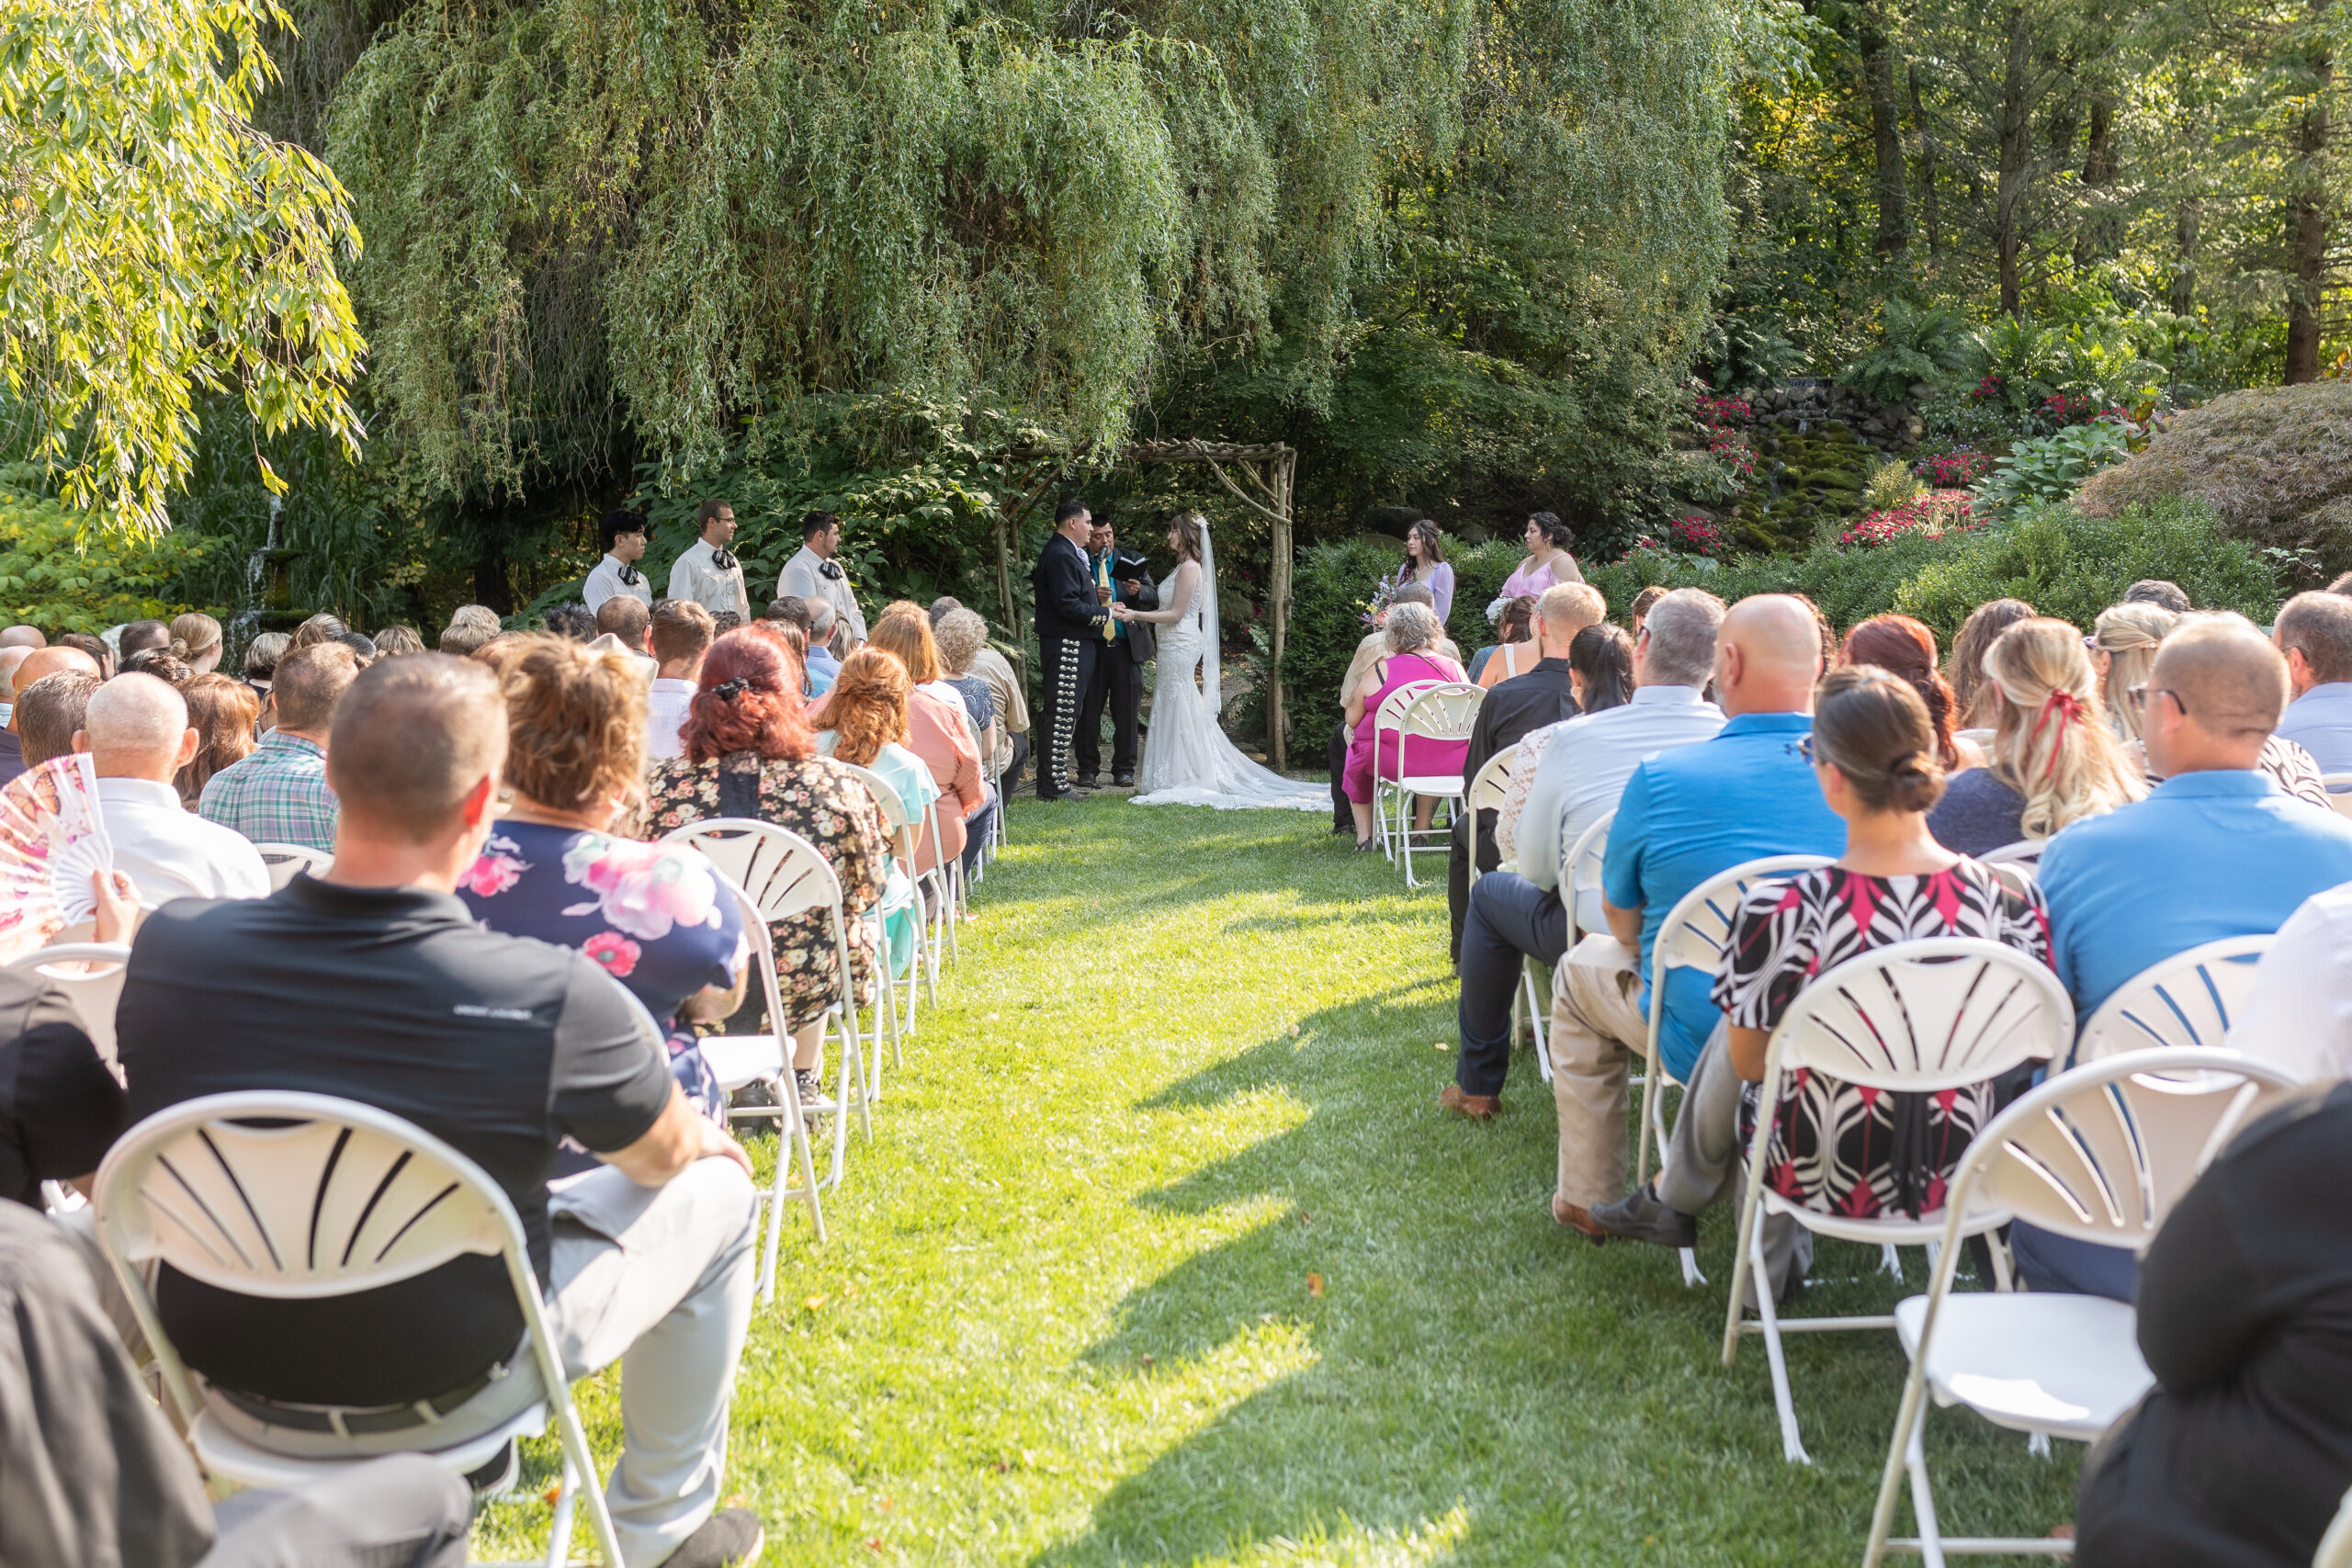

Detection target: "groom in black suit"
[1030, 500, 1112, 800]
[1076, 517, 1159, 787]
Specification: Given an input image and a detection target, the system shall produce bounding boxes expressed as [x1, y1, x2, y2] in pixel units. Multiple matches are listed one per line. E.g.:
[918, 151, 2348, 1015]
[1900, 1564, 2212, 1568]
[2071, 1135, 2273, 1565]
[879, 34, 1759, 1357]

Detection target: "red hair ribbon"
[2027, 689, 2085, 780]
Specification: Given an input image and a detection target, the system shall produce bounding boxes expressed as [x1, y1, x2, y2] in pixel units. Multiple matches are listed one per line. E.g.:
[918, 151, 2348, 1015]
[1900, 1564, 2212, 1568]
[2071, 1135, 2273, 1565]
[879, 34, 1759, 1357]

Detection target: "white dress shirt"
[667, 538, 750, 621]
[2226, 880, 2352, 1081]
[96, 776, 271, 905]
[582, 552, 652, 615]
[776, 546, 867, 647]
[647, 676, 696, 762]
[1515, 685, 1727, 926]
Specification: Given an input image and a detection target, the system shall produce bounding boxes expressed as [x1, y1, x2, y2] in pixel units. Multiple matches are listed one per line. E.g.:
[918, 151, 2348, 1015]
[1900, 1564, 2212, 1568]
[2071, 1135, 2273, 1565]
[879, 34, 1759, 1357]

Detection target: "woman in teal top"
[814, 646, 942, 979]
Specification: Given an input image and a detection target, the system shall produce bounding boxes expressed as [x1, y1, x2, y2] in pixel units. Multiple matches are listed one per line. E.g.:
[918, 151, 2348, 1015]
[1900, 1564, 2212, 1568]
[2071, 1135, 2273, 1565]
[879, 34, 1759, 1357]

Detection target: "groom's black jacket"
[1032, 533, 1109, 643]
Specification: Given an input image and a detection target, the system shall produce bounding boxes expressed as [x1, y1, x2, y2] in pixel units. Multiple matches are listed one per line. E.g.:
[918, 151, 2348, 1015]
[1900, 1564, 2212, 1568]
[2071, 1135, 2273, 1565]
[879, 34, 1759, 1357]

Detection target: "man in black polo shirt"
[118, 654, 765, 1568]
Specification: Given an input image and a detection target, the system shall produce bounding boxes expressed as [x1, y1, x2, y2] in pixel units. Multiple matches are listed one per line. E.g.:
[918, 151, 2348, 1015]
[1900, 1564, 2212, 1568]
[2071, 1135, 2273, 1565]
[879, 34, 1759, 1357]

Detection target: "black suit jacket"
[1099, 546, 1160, 661]
[1032, 533, 1109, 644]
[1465, 658, 1580, 783]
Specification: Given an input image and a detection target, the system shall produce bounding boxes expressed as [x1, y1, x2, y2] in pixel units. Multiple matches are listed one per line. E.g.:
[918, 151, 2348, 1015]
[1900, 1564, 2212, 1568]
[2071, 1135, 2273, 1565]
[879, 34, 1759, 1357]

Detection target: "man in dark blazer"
[1030, 500, 1112, 800]
[1076, 517, 1159, 787]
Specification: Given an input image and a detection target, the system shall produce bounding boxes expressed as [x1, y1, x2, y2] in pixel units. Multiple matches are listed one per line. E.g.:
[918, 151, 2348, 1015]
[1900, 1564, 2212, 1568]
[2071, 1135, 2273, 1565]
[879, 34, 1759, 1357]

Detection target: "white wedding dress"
[1131, 526, 1327, 812]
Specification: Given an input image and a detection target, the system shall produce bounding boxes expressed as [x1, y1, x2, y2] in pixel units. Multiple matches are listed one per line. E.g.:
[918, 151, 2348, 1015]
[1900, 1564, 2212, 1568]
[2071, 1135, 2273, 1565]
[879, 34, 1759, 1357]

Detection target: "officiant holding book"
[1075, 517, 1159, 788]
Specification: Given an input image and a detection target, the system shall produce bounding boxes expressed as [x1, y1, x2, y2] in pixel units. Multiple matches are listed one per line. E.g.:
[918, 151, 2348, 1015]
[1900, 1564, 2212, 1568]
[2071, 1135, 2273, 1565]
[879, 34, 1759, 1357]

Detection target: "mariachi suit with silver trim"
[1029, 533, 1109, 798]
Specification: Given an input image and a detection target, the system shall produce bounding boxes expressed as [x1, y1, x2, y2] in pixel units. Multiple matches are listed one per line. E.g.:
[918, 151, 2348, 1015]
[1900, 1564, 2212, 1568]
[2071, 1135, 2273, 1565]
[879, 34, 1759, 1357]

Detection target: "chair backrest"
[2314, 1482, 2352, 1568]
[832, 760, 928, 868]
[1372, 680, 1442, 737]
[1565, 810, 1613, 938]
[2074, 935, 2272, 1066]
[1400, 682, 1484, 743]
[6, 941, 132, 1065]
[2323, 773, 2352, 820]
[1765, 937, 2074, 1094]
[1951, 1047, 2303, 1251]
[1651, 853, 1839, 985]
[1977, 839, 2043, 868]
[659, 818, 844, 923]
[253, 841, 333, 891]
[1466, 745, 1519, 814]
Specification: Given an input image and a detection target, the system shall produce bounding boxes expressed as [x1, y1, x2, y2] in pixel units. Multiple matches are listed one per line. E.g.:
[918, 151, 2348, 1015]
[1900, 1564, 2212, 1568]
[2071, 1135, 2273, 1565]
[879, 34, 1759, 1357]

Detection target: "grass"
[476, 795, 2079, 1565]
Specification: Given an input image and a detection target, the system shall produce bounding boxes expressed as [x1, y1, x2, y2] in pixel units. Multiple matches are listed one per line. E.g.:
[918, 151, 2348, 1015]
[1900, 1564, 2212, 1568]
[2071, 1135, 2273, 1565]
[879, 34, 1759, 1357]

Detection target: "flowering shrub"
[1840, 491, 1975, 547]
[1693, 394, 1756, 486]
[1971, 374, 2005, 402]
[1621, 514, 1728, 560]
[1913, 450, 1992, 488]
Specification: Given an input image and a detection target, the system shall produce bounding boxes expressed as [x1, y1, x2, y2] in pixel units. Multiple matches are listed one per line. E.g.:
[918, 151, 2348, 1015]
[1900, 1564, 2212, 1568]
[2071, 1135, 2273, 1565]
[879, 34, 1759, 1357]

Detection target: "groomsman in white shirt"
[582, 508, 652, 615]
[775, 512, 867, 655]
[667, 500, 752, 623]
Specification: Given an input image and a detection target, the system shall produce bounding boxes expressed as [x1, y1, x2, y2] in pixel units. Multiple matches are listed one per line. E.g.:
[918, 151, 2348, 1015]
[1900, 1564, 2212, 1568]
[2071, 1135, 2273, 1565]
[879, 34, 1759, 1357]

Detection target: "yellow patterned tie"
[1098, 553, 1115, 642]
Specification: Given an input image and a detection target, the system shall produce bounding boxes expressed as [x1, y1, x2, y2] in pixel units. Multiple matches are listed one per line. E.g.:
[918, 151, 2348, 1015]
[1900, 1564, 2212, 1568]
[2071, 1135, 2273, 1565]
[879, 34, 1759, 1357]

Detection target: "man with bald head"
[6, 642, 104, 782]
[0, 626, 43, 651]
[1543, 594, 1843, 1258]
[73, 673, 269, 905]
[2021, 614, 2352, 1296]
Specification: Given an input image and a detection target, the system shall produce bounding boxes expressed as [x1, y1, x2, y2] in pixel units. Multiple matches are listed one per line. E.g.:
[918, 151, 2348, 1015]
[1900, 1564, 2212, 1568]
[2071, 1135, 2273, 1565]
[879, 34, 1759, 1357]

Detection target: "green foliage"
[1841, 301, 1982, 405]
[1973, 423, 2135, 516]
[1, 0, 364, 534]
[1895, 498, 2281, 637]
[0, 467, 213, 632]
[1861, 459, 1927, 512]
[1286, 536, 1521, 742]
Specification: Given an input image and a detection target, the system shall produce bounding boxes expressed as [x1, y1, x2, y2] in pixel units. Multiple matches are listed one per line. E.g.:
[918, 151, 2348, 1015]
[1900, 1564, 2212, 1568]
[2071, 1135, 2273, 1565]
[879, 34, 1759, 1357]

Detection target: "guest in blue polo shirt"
[2027, 613, 2352, 1298]
[1544, 595, 1843, 1240]
[2273, 591, 2352, 775]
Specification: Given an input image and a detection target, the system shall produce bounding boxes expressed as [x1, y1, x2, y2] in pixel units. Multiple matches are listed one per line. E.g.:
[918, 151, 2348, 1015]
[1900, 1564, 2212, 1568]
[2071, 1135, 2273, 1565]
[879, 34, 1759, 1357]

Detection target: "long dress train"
[1131, 560, 1326, 813]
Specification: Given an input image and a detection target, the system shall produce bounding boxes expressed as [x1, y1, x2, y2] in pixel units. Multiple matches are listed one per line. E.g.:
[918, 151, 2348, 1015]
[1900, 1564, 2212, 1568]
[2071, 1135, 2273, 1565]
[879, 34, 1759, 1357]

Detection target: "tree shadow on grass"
[1032, 992, 2083, 1568]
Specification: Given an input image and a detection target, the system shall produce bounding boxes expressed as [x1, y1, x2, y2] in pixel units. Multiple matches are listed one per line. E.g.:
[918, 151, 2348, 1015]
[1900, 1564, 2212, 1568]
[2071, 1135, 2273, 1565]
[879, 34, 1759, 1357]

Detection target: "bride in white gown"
[1111, 513, 1327, 812]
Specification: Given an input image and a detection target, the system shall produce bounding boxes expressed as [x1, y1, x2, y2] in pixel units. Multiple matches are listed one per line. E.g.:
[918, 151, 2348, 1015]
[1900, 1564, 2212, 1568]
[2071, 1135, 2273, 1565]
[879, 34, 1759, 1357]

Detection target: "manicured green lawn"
[479, 795, 2077, 1564]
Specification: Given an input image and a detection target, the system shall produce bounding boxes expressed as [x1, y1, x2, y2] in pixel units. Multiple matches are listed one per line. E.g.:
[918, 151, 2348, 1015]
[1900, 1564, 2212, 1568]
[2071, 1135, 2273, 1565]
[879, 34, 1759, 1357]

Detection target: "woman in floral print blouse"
[647, 625, 888, 1109]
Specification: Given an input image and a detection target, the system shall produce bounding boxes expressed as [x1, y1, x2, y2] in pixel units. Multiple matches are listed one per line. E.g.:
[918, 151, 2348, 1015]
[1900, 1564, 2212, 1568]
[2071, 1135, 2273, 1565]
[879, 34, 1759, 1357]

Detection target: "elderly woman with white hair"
[1340, 601, 1468, 850]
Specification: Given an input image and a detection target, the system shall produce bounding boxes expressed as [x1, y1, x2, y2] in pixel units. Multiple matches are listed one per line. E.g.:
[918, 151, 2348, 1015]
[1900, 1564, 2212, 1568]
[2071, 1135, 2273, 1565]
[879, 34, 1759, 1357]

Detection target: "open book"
[0, 752, 115, 962]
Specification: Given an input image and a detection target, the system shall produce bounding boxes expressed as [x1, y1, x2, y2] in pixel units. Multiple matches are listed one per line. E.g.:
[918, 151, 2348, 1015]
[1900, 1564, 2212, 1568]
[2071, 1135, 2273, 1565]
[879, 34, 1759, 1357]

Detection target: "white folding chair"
[1368, 680, 1441, 858]
[1720, 938, 2074, 1464]
[93, 1090, 622, 1568]
[832, 761, 934, 1047]
[2316, 1483, 2352, 1568]
[661, 819, 871, 1198]
[923, 796, 963, 971]
[6, 941, 131, 1065]
[689, 874, 827, 1293]
[2324, 773, 2352, 819]
[1464, 745, 1520, 897]
[1388, 683, 1483, 888]
[1864, 1049, 2304, 1566]
[1635, 853, 1835, 1290]
[1976, 839, 2043, 896]
[1525, 810, 1616, 1077]
[2072, 934, 2272, 1067]
[253, 841, 333, 890]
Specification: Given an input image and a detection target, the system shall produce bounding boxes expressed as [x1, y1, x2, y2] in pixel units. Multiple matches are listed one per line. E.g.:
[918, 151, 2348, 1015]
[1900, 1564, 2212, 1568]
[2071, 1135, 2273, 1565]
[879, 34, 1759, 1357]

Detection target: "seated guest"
[1843, 614, 1968, 767]
[0, 625, 42, 649]
[198, 644, 357, 852]
[1945, 596, 2036, 729]
[1469, 594, 1539, 687]
[541, 603, 595, 643]
[239, 631, 288, 715]
[0, 648, 28, 784]
[2273, 590, 2352, 774]
[2124, 577, 2191, 614]
[2230, 879, 2352, 1081]
[1327, 583, 1461, 833]
[2030, 613, 2352, 1298]
[436, 620, 493, 658]
[76, 675, 269, 903]
[1593, 669, 2053, 1297]
[648, 599, 716, 761]
[370, 623, 427, 657]
[118, 618, 170, 663]
[173, 674, 259, 808]
[594, 593, 660, 677]
[2075, 1081, 2352, 1568]
[121, 649, 193, 686]
[288, 612, 346, 651]
[2091, 600, 2175, 741]
[1447, 589, 1728, 1119]
[958, 611, 1028, 793]
[647, 629, 888, 1113]
[815, 647, 944, 977]
[933, 609, 1006, 781]
[1541, 595, 1844, 1239]
[764, 596, 810, 636]
[1628, 584, 1666, 639]
[168, 612, 224, 673]
[866, 610, 994, 874]
[1447, 584, 1596, 961]
[0, 1201, 474, 1568]
[803, 600, 844, 695]
[14, 665, 102, 769]
[0, 875, 137, 1206]
[1494, 620, 1643, 872]
[118, 654, 767, 1568]
[58, 630, 112, 678]
[1928, 617, 2143, 855]
[458, 637, 747, 1155]
[1342, 603, 1468, 851]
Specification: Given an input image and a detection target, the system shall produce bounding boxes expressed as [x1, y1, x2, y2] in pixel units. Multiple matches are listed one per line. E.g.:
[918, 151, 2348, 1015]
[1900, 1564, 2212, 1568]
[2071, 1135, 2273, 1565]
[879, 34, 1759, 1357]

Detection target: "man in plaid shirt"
[200, 644, 358, 852]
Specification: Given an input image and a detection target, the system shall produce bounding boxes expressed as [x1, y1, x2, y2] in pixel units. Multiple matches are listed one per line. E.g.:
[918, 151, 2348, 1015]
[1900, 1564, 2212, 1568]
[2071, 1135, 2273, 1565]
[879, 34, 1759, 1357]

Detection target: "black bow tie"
[710, 546, 737, 572]
[819, 559, 842, 581]
[617, 561, 641, 586]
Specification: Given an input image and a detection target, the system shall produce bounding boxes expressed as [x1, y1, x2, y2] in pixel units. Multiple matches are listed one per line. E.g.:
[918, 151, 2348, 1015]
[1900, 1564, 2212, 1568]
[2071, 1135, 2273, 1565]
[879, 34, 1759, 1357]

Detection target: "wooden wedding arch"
[989, 439, 1298, 771]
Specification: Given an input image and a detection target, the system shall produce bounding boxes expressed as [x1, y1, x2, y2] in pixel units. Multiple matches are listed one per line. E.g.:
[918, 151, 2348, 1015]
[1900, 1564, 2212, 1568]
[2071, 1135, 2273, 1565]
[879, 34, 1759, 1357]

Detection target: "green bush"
[1287, 536, 1523, 743]
[0, 467, 215, 633]
[1841, 300, 1983, 406]
[1972, 423, 2134, 517]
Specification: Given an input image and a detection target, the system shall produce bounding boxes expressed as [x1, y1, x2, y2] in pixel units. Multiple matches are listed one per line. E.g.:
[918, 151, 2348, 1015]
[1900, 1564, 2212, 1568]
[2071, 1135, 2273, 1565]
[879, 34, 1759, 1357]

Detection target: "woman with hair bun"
[646, 627, 888, 1111]
[169, 612, 223, 673]
[1842, 613, 1966, 769]
[1707, 667, 2055, 1223]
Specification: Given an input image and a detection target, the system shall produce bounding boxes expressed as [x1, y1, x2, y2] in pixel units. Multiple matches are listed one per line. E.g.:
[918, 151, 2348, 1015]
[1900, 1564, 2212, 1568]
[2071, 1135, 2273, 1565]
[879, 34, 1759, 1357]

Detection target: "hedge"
[1284, 497, 2282, 746]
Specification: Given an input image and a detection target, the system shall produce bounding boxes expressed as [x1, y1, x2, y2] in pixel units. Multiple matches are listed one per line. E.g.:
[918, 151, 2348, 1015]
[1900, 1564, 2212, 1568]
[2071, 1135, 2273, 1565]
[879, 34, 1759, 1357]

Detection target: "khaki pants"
[1544, 933, 1648, 1209]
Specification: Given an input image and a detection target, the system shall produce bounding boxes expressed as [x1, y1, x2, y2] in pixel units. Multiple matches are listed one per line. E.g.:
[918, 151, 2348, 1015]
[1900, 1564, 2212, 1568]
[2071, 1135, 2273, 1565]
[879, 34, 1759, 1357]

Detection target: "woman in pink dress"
[1493, 511, 1585, 611]
[1341, 603, 1469, 850]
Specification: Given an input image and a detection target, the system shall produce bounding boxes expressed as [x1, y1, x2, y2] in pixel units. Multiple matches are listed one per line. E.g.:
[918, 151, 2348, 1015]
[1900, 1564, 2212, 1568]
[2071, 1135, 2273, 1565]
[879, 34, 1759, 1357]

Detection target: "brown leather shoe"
[1550, 1194, 1611, 1243]
[1438, 1084, 1499, 1120]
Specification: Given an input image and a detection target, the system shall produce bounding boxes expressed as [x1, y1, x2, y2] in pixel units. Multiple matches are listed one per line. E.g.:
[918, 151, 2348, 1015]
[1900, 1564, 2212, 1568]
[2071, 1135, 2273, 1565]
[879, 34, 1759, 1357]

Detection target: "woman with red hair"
[646, 627, 888, 1109]
[1841, 614, 1975, 770]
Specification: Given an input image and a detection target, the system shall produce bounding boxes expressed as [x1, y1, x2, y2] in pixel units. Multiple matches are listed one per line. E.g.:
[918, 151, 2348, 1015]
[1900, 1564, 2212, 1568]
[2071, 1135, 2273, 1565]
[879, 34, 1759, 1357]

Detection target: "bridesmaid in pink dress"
[1341, 604, 1469, 850]
[1495, 511, 1585, 607]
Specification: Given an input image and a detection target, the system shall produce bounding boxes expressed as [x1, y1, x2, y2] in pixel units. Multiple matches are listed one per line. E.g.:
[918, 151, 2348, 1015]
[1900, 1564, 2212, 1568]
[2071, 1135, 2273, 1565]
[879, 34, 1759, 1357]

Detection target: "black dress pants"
[1077, 636, 1145, 781]
[1454, 872, 1572, 1098]
[1447, 807, 1502, 965]
[1035, 637, 1098, 797]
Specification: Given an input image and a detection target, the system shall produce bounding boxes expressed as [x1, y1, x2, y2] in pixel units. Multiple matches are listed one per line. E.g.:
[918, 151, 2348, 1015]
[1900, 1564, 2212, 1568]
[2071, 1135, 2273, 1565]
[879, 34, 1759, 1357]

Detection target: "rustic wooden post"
[1268, 449, 1295, 772]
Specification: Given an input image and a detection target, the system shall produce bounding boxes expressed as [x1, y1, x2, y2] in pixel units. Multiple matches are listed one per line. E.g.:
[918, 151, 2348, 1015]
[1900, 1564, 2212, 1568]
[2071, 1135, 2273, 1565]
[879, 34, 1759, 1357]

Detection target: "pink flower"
[560, 835, 722, 942]
[460, 852, 526, 897]
[581, 931, 642, 977]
